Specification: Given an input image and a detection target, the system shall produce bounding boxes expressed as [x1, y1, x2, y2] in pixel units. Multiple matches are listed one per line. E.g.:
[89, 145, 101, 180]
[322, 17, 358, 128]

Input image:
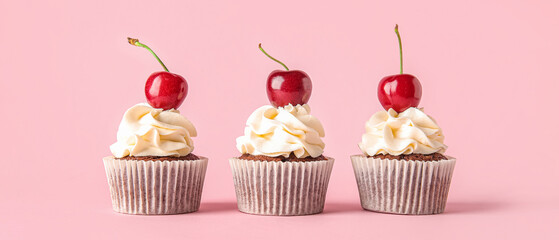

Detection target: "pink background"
[1, 0, 558, 239]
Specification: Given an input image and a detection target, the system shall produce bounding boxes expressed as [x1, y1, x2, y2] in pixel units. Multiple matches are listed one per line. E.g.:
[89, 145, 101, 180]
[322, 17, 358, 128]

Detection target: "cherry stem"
[127, 37, 169, 72]
[394, 24, 403, 74]
[259, 43, 289, 71]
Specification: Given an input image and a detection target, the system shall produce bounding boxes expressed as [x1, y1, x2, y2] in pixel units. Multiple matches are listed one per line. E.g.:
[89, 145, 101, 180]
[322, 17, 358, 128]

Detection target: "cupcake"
[103, 38, 208, 215]
[351, 25, 455, 215]
[229, 44, 334, 216]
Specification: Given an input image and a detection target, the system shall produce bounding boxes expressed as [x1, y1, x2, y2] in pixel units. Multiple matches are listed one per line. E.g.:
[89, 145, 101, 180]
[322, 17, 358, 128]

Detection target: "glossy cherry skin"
[145, 71, 188, 110]
[377, 74, 422, 112]
[266, 70, 312, 107]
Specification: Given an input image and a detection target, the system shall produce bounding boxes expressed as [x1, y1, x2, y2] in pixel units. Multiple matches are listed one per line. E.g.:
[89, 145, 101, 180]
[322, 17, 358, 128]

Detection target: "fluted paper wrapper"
[351, 155, 456, 215]
[103, 156, 208, 215]
[229, 157, 334, 216]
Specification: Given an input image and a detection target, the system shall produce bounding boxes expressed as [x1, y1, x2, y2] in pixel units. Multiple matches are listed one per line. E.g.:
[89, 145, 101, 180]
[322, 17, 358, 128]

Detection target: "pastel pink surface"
[1, 0, 557, 239]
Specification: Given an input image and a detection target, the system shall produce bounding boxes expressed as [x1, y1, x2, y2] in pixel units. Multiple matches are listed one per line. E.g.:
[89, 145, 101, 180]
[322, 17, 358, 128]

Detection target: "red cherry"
[377, 25, 422, 112]
[259, 43, 312, 107]
[128, 37, 188, 110]
[145, 71, 187, 110]
[377, 74, 421, 112]
[266, 70, 312, 107]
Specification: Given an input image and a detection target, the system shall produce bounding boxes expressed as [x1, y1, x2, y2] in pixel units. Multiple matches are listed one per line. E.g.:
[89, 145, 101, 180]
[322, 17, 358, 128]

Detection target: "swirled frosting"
[236, 104, 325, 158]
[358, 107, 447, 156]
[110, 103, 197, 157]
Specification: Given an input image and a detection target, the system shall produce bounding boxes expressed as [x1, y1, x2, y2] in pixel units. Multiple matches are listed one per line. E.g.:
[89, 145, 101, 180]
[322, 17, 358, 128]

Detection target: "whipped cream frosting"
[110, 103, 197, 157]
[236, 104, 325, 158]
[358, 107, 447, 156]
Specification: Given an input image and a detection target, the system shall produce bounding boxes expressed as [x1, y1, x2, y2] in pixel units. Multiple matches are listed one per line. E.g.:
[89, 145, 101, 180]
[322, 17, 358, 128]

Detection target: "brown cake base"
[116, 153, 200, 161]
[239, 153, 327, 162]
[230, 156, 335, 215]
[103, 155, 208, 215]
[368, 153, 447, 161]
[351, 154, 455, 214]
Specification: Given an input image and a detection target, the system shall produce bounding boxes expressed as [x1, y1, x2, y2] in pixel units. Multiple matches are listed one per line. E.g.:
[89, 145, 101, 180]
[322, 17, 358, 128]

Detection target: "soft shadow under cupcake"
[197, 202, 239, 213]
[444, 201, 507, 214]
[322, 202, 363, 214]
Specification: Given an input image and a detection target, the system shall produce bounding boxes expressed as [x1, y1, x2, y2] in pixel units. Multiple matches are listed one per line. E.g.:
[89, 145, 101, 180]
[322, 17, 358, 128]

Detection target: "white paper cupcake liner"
[103, 156, 208, 215]
[351, 155, 456, 215]
[229, 157, 335, 216]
